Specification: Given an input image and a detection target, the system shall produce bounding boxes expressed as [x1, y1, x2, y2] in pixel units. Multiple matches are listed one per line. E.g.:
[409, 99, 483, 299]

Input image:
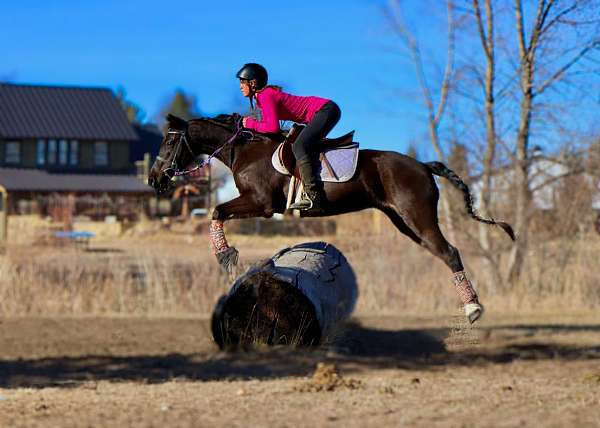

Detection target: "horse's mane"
[189, 114, 284, 143]
[188, 114, 236, 131]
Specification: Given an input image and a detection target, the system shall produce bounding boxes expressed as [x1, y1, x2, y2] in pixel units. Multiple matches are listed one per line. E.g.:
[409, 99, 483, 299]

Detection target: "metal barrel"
[212, 241, 358, 349]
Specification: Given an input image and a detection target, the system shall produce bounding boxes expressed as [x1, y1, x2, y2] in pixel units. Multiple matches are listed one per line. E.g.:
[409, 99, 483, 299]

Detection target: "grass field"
[1, 214, 599, 427]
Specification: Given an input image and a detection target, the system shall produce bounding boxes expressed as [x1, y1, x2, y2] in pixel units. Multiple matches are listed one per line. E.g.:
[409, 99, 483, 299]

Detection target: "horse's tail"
[424, 161, 515, 241]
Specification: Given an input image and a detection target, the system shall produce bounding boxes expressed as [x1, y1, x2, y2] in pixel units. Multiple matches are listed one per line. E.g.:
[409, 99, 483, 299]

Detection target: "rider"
[236, 63, 341, 213]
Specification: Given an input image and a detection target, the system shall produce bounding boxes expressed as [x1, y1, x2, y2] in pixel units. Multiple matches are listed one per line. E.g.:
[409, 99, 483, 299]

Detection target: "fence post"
[0, 186, 7, 247]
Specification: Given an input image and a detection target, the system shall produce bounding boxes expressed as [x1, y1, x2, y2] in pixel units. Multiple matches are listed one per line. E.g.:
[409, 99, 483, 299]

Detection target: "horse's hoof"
[465, 303, 484, 324]
[216, 247, 239, 274]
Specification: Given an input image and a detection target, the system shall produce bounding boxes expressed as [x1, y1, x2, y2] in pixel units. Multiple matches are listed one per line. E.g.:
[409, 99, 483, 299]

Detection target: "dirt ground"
[1, 314, 599, 427]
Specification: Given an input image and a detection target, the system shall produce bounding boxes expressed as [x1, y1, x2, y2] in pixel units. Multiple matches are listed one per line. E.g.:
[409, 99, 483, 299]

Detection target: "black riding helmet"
[236, 63, 268, 90]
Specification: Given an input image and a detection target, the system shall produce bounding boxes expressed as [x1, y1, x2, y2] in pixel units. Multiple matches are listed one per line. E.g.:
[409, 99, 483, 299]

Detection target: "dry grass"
[1, 212, 599, 316]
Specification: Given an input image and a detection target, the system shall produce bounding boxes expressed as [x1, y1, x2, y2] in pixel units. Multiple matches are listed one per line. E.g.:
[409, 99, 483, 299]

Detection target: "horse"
[148, 113, 515, 323]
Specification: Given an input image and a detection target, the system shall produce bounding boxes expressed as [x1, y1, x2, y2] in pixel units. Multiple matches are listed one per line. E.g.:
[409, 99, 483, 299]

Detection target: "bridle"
[157, 117, 253, 179]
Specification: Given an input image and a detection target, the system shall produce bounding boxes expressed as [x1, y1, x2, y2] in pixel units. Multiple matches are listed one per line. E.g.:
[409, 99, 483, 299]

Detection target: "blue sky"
[1, 0, 438, 155]
[3, 0, 597, 164]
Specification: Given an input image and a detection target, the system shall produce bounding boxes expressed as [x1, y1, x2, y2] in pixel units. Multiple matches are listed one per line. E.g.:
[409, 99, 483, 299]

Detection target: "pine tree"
[448, 141, 469, 179]
[447, 141, 471, 225]
[406, 142, 419, 160]
[115, 86, 146, 125]
[160, 89, 199, 121]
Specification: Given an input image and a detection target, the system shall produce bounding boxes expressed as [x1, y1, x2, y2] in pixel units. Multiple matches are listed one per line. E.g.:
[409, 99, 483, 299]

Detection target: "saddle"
[271, 124, 360, 183]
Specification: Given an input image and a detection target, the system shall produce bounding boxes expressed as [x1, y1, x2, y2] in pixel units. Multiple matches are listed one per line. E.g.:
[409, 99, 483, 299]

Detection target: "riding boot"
[288, 158, 327, 213]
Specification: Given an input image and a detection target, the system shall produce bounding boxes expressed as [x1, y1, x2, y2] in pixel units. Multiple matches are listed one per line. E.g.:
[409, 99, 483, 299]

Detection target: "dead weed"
[294, 362, 363, 392]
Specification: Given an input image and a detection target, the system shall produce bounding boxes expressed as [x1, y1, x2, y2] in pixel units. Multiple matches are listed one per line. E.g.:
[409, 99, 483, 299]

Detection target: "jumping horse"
[148, 114, 515, 323]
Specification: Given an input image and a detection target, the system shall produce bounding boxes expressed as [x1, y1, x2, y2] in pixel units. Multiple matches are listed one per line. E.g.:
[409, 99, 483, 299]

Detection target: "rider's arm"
[244, 89, 280, 133]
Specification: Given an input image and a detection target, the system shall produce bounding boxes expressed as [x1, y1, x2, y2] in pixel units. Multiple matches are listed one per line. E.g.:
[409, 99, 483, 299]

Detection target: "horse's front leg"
[209, 195, 267, 273]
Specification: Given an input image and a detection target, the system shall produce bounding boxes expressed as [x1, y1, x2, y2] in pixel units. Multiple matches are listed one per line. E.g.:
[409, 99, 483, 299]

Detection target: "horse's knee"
[263, 208, 274, 218]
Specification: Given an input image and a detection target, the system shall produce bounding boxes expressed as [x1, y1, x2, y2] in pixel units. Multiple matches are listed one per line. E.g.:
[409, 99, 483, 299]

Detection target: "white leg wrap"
[453, 271, 484, 323]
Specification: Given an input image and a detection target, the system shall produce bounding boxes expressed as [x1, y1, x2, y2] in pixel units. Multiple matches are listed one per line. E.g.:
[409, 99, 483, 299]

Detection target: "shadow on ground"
[1, 321, 600, 389]
[84, 247, 124, 253]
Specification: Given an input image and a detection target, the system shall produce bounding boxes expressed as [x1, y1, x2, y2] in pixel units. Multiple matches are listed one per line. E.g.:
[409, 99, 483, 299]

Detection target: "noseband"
[157, 117, 253, 179]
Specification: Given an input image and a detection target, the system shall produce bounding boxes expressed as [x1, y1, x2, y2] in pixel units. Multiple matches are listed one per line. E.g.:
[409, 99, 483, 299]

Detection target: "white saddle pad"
[271, 143, 360, 183]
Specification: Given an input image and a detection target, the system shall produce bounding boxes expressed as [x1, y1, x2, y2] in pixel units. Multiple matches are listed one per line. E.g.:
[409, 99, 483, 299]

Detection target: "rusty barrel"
[211, 241, 358, 349]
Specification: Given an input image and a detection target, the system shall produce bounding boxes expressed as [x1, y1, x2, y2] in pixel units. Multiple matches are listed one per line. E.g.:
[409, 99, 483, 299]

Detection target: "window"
[69, 140, 79, 165]
[94, 141, 108, 166]
[59, 139, 68, 165]
[47, 139, 57, 164]
[37, 139, 46, 165]
[5, 141, 21, 164]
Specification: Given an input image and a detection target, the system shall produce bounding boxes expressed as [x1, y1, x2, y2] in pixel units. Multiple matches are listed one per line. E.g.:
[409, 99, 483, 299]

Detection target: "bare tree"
[445, 0, 600, 287]
[469, 0, 506, 290]
[387, 0, 458, 240]
[507, 0, 600, 282]
[382, 0, 600, 289]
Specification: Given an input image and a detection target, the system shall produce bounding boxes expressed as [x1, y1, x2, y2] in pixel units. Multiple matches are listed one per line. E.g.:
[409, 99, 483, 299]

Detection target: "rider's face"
[239, 79, 253, 97]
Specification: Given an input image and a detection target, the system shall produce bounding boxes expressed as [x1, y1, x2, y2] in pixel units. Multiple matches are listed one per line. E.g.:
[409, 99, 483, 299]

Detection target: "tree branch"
[528, 0, 552, 56]
[535, 39, 600, 95]
[529, 167, 586, 193]
[387, 1, 436, 121]
[515, 0, 528, 59]
[473, 0, 491, 60]
[434, 0, 456, 125]
[539, 3, 577, 37]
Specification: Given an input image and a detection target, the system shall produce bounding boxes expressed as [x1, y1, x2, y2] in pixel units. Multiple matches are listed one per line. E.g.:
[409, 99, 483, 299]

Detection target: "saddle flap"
[277, 141, 296, 175]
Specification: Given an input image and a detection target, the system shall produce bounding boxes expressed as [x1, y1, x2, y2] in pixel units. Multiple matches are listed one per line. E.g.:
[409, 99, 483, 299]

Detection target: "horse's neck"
[195, 123, 236, 168]
[230, 137, 276, 173]
[194, 119, 277, 171]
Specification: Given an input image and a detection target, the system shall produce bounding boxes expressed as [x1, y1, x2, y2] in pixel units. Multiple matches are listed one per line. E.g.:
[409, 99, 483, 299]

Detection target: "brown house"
[0, 83, 140, 173]
[0, 83, 209, 220]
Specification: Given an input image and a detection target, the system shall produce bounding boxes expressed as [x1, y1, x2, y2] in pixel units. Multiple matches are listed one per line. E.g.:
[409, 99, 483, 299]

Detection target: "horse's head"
[148, 114, 196, 195]
[148, 113, 248, 194]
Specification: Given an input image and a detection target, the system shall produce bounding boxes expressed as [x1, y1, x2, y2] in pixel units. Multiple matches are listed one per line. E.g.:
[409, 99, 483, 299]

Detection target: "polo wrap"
[453, 270, 479, 305]
[209, 220, 229, 254]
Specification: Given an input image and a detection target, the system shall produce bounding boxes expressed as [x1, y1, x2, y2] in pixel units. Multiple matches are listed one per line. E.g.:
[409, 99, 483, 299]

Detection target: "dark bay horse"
[149, 113, 514, 323]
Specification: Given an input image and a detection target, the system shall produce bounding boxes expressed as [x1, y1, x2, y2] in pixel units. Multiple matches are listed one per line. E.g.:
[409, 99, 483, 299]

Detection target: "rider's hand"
[242, 116, 248, 128]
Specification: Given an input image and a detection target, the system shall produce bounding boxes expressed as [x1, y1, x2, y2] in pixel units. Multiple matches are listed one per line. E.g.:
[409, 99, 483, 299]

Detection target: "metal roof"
[0, 168, 152, 194]
[0, 83, 139, 141]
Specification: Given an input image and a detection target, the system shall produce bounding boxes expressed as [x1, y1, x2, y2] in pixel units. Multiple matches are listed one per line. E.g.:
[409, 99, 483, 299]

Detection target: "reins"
[158, 117, 254, 179]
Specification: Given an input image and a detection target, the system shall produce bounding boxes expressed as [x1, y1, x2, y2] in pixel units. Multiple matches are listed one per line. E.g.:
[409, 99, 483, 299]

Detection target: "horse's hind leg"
[384, 203, 484, 324]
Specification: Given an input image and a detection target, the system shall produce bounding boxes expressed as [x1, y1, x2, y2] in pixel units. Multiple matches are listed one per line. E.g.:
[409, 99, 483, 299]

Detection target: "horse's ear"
[166, 114, 187, 130]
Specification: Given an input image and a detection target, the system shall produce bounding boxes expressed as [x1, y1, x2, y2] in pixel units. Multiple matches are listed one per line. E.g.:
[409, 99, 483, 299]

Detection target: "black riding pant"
[292, 101, 341, 162]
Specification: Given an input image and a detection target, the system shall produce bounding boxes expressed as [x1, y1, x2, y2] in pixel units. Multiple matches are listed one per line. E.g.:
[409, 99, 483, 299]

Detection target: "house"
[470, 152, 600, 233]
[472, 155, 600, 211]
[0, 83, 209, 220]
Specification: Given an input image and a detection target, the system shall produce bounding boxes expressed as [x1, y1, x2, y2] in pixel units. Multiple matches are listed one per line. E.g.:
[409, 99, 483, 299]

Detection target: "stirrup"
[289, 194, 314, 211]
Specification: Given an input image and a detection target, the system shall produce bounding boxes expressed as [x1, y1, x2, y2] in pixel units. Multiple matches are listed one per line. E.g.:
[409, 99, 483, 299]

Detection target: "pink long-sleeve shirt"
[244, 87, 329, 133]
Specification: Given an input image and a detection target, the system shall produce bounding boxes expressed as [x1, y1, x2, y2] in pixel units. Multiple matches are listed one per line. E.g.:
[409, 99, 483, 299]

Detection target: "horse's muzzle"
[148, 174, 167, 195]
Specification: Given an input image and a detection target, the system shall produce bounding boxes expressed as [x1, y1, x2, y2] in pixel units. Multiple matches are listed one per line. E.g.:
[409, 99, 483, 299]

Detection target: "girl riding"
[236, 63, 341, 214]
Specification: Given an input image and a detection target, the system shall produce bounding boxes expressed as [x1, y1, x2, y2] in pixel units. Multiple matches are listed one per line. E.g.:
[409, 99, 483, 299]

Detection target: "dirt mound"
[294, 363, 362, 392]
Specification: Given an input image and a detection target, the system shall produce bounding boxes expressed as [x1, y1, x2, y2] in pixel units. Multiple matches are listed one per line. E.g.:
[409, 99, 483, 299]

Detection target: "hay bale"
[212, 242, 358, 349]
